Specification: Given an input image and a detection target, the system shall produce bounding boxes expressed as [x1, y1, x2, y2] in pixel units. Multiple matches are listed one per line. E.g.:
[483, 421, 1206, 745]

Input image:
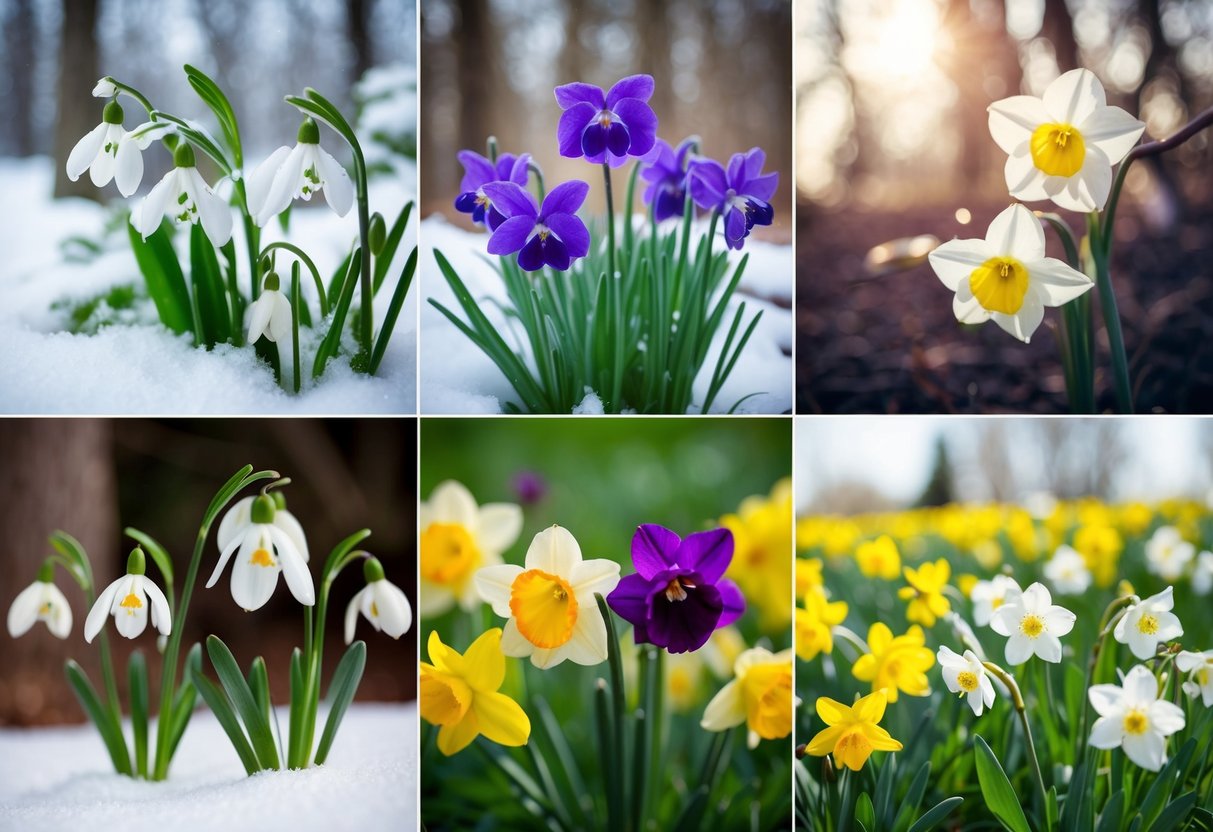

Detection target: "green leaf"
[368, 247, 416, 375]
[191, 665, 260, 775]
[856, 792, 876, 830]
[288, 647, 305, 769]
[183, 64, 242, 165]
[128, 650, 149, 777]
[65, 660, 132, 775]
[1148, 792, 1197, 832]
[313, 247, 363, 379]
[892, 761, 932, 831]
[874, 752, 897, 828]
[372, 200, 413, 294]
[189, 223, 232, 347]
[206, 635, 280, 769]
[1097, 790, 1125, 832]
[313, 640, 367, 765]
[128, 221, 193, 335]
[974, 735, 1031, 832]
[907, 797, 963, 832]
[168, 643, 202, 759]
[290, 263, 302, 394]
[48, 530, 91, 590]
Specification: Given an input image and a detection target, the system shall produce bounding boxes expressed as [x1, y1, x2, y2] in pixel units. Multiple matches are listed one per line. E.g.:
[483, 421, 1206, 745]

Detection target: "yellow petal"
[852, 689, 888, 725]
[867, 622, 892, 653]
[462, 627, 506, 692]
[701, 680, 745, 732]
[473, 690, 531, 747]
[437, 709, 480, 755]
[861, 722, 903, 752]
[815, 696, 852, 726]
[834, 728, 874, 771]
[419, 667, 472, 726]
[426, 629, 464, 676]
[852, 654, 877, 682]
[806, 724, 844, 757]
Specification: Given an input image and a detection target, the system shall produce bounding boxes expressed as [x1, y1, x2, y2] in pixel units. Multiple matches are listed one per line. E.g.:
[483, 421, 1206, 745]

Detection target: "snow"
[419, 214, 793, 414]
[0, 703, 416, 832]
[0, 156, 417, 415]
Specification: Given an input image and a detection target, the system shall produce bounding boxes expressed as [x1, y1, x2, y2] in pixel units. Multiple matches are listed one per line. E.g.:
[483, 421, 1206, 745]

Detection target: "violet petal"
[605, 74, 655, 108]
[631, 524, 682, 580]
[481, 181, 538, 220]
[715, 578, 746, 628]
[555, 82, 606, 110]
[679, 528, 734, 584]
[517, 233, 545, 271]
[487, 215, 535, 256]
[545, 213, 590, 259]
[540, 180, 590, 218]
[558, 102, 598, 158]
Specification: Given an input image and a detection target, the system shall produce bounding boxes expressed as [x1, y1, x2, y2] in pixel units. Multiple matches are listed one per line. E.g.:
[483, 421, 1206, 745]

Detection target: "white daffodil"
[84, 549, 171, 642]
[989, 68, 1145, 212]
[1088, 664, 1185, 771]
[208, 494, 313, 610]
[133, 142, 232, 248]
[937, 646, 996, 716]
[1144, 527, 1195, 583]
[419, 480, 522, 617]
[1113, 587, 1183, 661]
[928, 203, 1093, 343]
[989, 581, 1076, 665]
[7, 564, 72, 639]
[345, 556, 412, 644]
[1043, 544, 1092, 595]
[970, 575, 1022, 627]
[65, 100, 169, 197]
[474, 525, 620, 669]
[1176, 650, 1213, 707]
[247, 118, 353, 227]
[1193, 551, 1213, 595]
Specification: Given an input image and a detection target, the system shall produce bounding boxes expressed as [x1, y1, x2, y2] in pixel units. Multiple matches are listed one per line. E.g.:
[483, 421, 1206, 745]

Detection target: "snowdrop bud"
[127, 546, 146, 575]
[102, 99, 124, 125]
[369, 212, 386, 254]
[250, 494, 276, 524]
[93, 77, 117, 98]
[487, 135, 499, 162]
[173, 142, 196, 168]
[259, 254, 273, 275]
[271, 491, 287, 511]
[263, 272, 281, 292]
[297, 117, 320, 145]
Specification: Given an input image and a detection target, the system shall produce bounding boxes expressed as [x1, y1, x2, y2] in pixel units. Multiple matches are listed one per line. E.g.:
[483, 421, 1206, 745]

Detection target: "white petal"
[143, 578, 172, 636]
[1035, 632, 1062, 663]
[1029, 257, 1093, 307]
[208, 527, 246, 588]
[1126, 629, 1157, 661]
[112, 577, 148, 639]
[1088, 684, 1124, 716]
[417, 579, 454, 618]
[980, 676, 996, 708]
[426, 481, 479, 527]
[114, 135, 144, 197]
[1146, 586, 1175, 612]
[1123, 664, 1160, 703]
[940, 665, 961, 692]
[989, 606, 1016, 636]
[1044, 68, 1106, 126]
[247, 293, 274, 344]
[988, 95, 1052, 155]
[524, 526, 581, 576]
[936, 645, 964, 667]
[967, 688, 985, 716]
[476, 504, 524, 553]
[344, 586, 365, 644]
[1122, 729, 1165, 771]
[953, 280, 993, 325]
[1088, 715, 1124, 749]
[701, 680, 745, 731]
[1043, 606, 1077, 636]
[992, 289, 1044, 343]
[1005, 148, 1052, 202]
[66, 123, 107, 181]
[928, 237, 992, 291]
[269, 291, 294, 343]
[474, 564, 523, 617]
[1021, 582, 1052, 612]
[570, 558, 621, 599]
[217, 496, 254, 553]
[559, 609, 609, 666]
[136, 170, 178, 239]
[1148, 700, 1185, 735]
[1080, 105, 1145, 165]
[270, 526, 315, 606]
[245, 145, 291, 217]
[129, 121, 174, 150]
[274, 509, 310, 563]
[366, 580, 411, 639]
[315, 145, 354, 217]
[231, 527, 281, 611]
[256, 143, 306, 226]
[1174, 650, 1206, 673]
[7, 583, 44, 637]
[44, 584, 74, 638]
[1045, 147, 1111, 212]
[499, 617, 533, 658]
[985, 203, 1044, 261]
[84, 578, 124, 643]
[1005, 633, 1034, 665]
[191, 169, 233, 247]
[87, 125, 121, 188]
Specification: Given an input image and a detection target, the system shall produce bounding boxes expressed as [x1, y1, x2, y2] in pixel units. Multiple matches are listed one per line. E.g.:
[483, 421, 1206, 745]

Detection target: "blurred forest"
[420, 0, 793, 230]
[0, 0, 416, 199]
[0, 419, 418, 727]
[796, 0, 1213, 413]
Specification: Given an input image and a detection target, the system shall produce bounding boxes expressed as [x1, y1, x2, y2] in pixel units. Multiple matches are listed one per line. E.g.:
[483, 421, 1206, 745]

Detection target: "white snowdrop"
[92, 77, 118, 98]
[989, 581, 1076, 665]
[1088, 664, 1185, 771]
[1176, 650, 1213, 707]
[246, 118, 353, 227]
[208, 494, 313, 610]
[1144, 527, 1195, 583]
[970, 574, 1022, 627]
[65, 100, 167, 197]
[937, 646, 996, 716]
[132, 143, 232, 247]
[84, 549, 171, 642]
[7, 567, 72, 639]
[246, 272, 294, 348]
[1043, 544, 1092, 595]
[344, 557, 412, 644]
[1113, 587, 1183, 661]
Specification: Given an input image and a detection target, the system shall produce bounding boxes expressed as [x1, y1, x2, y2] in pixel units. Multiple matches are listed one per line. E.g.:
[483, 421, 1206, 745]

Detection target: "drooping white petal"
[928, 238, 993, 291]
[1043, 68, 1105, 127]
[245, 145, 292, 217]
[268, 526, 314, 606]
[344, 586, 367, 644]
[370, 580, 412, 638]
[208, 527, 246, 589]
[1028, 257, 1093, 307]
[7, 583, 44, 637]
[256, 143, 307, 226]
[1080, 105, 1145, 165]
[988, 95, 1053, 155]
[136, 169, 179, 239]
[66, 123, 107, 181]
[247, 293, 275, 344]
[129, 121, 175, 150]
[84, 577, 124, 643]
[189, 168, 233, 247]
[142, 578, 172, 636]
[992, 288, 1043, 343]
[217, 496, 254, 553]
[88, 125, 124, 188]
[44, 584, 74, 638]
[268, 291, 294, 343]
[315, 145, 354, 217]
[231, 526, 281, 611]
[274, 509, 310, 563]
[113, 136, 144, 197]
[985, 203, 1045, 262]
[112, 575, 149, 639]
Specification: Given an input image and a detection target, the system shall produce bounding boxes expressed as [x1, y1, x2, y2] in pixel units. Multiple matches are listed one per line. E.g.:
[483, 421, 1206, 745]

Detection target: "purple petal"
[743, 147, 767, 181]
[606, 572, 654, 626]
[605, 74, 655, 108]
[679, 528, 733, 584]
[631, 524, 682, 580]
[724, 207, 748, 249]
[557, 102, 598, 158]
[554, 82, 605, 110]
[494, 153, 517, 180]
[613, 99, 657, 157]
[517, 233, 545, 271]
[715, 578, 746, 628]
[481, 181, 538, 220]
[674, 137, 696, 166]
[726, 152, 747, 191]
[542, 234, 570, 271]
[508, 153, 532, 186]
[745, 171, 779, 203]
[454, 191, 479, 214]
[457, 150, 495, 193]
[486, 204, 508, 231]
[688, 159, 728, 211]
[654, 187, 684, 222]
[640, 138, 673, 167]
[647, 580, 723, 653]
[581, 121, 608, 159]
[545, 213, 590, 259]
[606, 121, 631, 158]
[486, 215, 535, 256]
[540, 180, 589, 218]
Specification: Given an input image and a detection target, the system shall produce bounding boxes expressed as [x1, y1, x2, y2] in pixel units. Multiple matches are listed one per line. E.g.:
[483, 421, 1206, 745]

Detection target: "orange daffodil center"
[509, 568, 578, 649]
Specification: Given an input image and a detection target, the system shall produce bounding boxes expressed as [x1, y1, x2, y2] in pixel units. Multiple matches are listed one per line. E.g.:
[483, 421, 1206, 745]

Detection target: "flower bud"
[127, 547, 147, 576]
[102, 99, 125, 125]
[368, 212, 386, 255]
[93, 77, 118, 98]
[251, 494, 276, 524]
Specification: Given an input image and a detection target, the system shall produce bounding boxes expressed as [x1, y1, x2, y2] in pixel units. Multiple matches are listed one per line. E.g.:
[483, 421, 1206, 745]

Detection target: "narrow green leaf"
[206, 635, 280, 769]
[247, 656, 272, 727]
[127, 221, 192, 335]
[892, 761, 932, 830]
[183, 64, 242, 164]
[65, 660, 131, 775]
[855, 791, 876, 830]
[48, 530, 91, 590]
[368, 247, 416, 375]
[907, 797, 964, 832]
[1097, 790, 1125, 832]
[191, 667, 260, 775]
[313, 641, 367, 764]
[189, 223, 231, 347]
[1149, 792, 1197, 832]
[314, 247, 363, 379]
[372, 200, 413, 294]
[288, 647, 305, 769]
[290, 263, 302, 394]
[168, 643, 202, 760]
[128, 650, 149, 777]
[974, 735, 1031, 832]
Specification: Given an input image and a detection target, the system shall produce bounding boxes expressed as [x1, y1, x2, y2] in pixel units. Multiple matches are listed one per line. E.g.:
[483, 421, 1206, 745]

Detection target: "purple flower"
[453, 150, 532, 230]
[482, 180, 591, 272]
[511, 470, 547, 505]
[688, 147, 778, 251]
[640, 137, 695, 223]
[555, 74, 659, 167]
[606, 524, 745, 654]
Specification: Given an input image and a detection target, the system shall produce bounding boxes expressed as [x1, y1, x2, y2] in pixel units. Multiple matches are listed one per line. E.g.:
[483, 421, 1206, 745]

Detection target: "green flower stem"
[85, 572, 132, 776]
[1039, 212, 1093, 412]
[109, 79, 155, 118]
[1074, 595, 1136, 761]
[982, 660, 1048, 808]
[1087, 213, 1133, 413]
[237, 180, 260, 307]
[602, 162, 622, 412]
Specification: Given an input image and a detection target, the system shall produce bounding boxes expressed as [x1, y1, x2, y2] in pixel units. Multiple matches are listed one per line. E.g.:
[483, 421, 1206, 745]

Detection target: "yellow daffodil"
[795, 587, 848, 662]
[795, 558, 823, 599]
[1073, 524, 1123, 588]
[806, 690, 902, 771]
[722, 479, 792, 632]
[899, 558, 952, 626]
[851, 622, 933, 701]
[856, 536, 901, 580]
[701, 646, 794, 748]
[420, 628, 531, 756]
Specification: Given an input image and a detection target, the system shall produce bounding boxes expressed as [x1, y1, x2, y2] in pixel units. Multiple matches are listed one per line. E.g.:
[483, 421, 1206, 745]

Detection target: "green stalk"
[88, 572, 132, 776]
[983, 661, 1048, 809]
[603, 163, 622, 413]
[1087, 214, 1133, 413]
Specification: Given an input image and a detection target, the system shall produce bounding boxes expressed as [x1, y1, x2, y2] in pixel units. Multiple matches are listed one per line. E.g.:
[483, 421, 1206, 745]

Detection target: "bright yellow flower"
[957, 573, 979, 598]
[898, 559, 952, 626]
[851, 622, 934, 701]
[1118, 502, 1153, 537]
[795, 587, 848, 662]
[806, 689, 902, 771]
[795, 558, 823, 599]
[701, 646, 794, 749]
[1073, 524, 1123, 588]
[856, 536, 901, 580]
[722, 479, 793, 632]
[420, 628, 531, 756]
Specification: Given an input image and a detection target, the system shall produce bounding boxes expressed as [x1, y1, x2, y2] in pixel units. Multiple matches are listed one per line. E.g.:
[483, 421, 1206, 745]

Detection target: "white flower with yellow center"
[970, 575, 1021, 627]
[989, 68, 1145, 212]
[345, 557, 412, 644]
[928, 203, 1092, 343]
[1176, 650, 1213, 707]
[989, 581, 1075, 665]
[84, 549, 171, 642]
[1113, 587, 1183, 661]
[1193, 551, 1213, 596]
[1088, 664, 1184, 771]
[1043, 544, 1092, 595]
[1144, 527, 1195, 583]
[208, 494, 314, 611]
[133, 142, 232, 248]
[420, 480, 522, 617]
[937, 646, 995, 716]
[474, 525, 620, 669]
[247, 118, 354, 227]
[7, 565, 72, 639]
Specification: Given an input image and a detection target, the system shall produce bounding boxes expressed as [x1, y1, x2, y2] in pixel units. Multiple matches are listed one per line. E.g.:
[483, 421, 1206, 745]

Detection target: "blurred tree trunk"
[6, 0, 36, 155]
[52, 0, 99, 200]
[1042, 0, 1078, 72]
[1136, 0, 1184, 213]
[641, 0, 672, 132]
[348, 0, 371, 85]
[560, 0, 587, 88]
[456, 0, 491, 159]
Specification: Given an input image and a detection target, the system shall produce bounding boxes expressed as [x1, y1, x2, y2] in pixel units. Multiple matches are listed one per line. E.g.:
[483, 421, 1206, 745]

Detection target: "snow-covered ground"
[0, 703, 417, 832]
[0, 157, 417, 414]
[419, 215, 793, 414]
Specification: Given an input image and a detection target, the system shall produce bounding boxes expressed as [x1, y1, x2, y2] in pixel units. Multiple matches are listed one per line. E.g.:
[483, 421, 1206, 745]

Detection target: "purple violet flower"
[482, 180, 591, 272]
[453, 150, 532, 230]
[511, 470, 548, 505]
[688, 147, 778, 251]
[606, 524, 745, 654]
[555, 74, 658, 167]
[640, 137, 695, 223]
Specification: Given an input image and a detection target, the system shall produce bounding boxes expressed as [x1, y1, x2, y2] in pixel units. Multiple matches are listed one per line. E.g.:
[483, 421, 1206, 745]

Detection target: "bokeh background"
[796, 0, 1213, 413]
[420, 0, 793, 231]
[0, 418, 417, 728]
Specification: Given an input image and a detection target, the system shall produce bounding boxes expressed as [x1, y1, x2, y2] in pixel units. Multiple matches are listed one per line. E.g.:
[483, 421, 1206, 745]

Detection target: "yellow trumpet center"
[1123, 709, 1149, 736]
[250, 547, 276, 568]
[120, 593, 143, 614]
[510, 568, 578, 649]
[419, 669, 471, 726]
[1136, 614, 1159, 635]
[970, 257, 1030, 315]
[420, 523, 480, 586]
[1030, 122, 1086, 177]
[1020, 614, 1045, 638]
[957, 671, 979, 692]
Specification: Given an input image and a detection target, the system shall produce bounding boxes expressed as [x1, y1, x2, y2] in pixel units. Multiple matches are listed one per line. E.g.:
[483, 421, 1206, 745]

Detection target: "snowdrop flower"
[7, 563, 72, 639]
[1193, 551, 1213, 595]
[928, 203, 1093, 343]
[1088, 664, 1184, 771]
[1043, 544, 1092, 595]
[937, 646, 996, 716]
[208, 494, 314, 610]
[970, 574, 1022, 627]
[1144, 527, 1195, 582]
[246, 272, 293, 347]
[84, 548, 171, 642]
[93, 77, 118, 98]
[66, 100, 165, 197]
[344, 557, 412, 644]
[1113, 587, 1183, 661]
[133, 143, 232, 247]
[989, 581, 1075, 665]
[989, 68, 1145, 212]
[474, 525, 620, 669]
[247, 118, 353, 227]
[1176, 650, 1213, 706]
